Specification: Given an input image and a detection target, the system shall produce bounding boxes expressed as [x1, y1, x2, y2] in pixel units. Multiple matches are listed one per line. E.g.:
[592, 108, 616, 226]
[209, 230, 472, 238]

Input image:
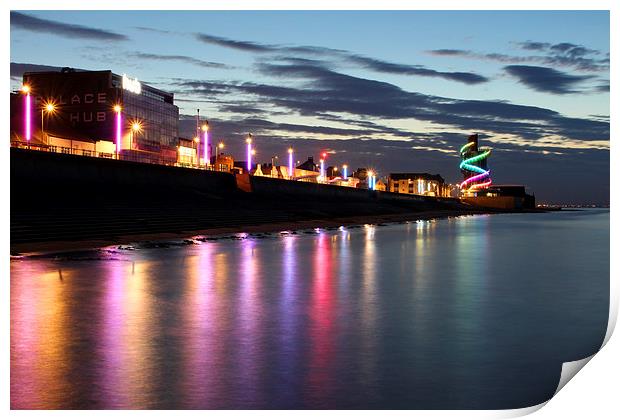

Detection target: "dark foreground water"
[11, 210, 609, 409]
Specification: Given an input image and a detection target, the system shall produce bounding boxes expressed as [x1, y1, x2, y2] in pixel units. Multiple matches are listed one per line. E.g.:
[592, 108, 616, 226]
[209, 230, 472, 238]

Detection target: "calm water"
[10, 210, 609, 409]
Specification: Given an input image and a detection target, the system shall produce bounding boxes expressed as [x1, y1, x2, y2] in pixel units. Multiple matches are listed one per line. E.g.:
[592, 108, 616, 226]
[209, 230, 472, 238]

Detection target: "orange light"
[131, 122, 142, 132]
[21, 85, 30, 94]
[246, 137, 252, 144]
[44, 102, 56, 113]
[251, 149, 256, 155]
[113, 104, 122, 113]
[202, 124, 208, 132]
[218, 142, 225, 149]
[193, 136, 200, 143]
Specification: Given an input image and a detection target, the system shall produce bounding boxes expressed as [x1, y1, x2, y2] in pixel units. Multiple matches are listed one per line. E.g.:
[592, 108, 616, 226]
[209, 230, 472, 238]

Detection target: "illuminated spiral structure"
[459, 134, 492, 193]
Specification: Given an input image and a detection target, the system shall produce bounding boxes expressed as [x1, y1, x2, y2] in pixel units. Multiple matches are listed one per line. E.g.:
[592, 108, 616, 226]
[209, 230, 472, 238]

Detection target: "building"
[461, 185, 536, 209]
[459, 133, 492, 196]
[457, 134, 535, 209]
[388, 173, 450, 197]
[17, 68, 179, 164]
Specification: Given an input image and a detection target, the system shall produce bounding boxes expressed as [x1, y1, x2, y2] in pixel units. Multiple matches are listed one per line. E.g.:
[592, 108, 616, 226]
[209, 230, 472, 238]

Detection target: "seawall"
[11, 149, 476, 253]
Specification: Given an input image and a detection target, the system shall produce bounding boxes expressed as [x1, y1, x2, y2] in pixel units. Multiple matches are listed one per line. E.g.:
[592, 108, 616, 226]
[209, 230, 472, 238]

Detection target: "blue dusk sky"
[10, 10, 610, 204]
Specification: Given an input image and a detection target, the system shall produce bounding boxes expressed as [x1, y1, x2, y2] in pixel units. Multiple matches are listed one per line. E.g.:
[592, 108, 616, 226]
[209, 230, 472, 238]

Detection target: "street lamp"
[202, 122, 209, 167]
[368, 170, 375, 190]
[21, 85, 31, 144]
[113, 104, 122, 158]
[288, 147, 294, 179]
[41, 101, 56, 145]
[246, 133, 253, 172]
[215, 141, 224, 170]
[130, 121, 142, 151]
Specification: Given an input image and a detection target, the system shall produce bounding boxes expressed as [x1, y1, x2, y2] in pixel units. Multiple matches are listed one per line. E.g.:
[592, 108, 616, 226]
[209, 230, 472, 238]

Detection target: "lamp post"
[288, 147, 294, 179]
[114, 105, 122, 159]
[41, 102, 56, 146]
[22, 85, 31, 146]
[193, 136, 200, 167]
[246, 133, 253, 172]
[202, 122, 209, 168]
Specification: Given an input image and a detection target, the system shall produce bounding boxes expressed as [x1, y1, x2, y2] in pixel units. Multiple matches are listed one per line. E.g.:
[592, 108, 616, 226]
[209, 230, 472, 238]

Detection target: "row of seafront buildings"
[10, 67, 457, 198]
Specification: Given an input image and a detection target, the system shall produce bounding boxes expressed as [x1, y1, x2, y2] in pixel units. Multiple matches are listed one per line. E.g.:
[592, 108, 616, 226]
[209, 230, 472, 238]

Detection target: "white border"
[3, 1, 616, 418]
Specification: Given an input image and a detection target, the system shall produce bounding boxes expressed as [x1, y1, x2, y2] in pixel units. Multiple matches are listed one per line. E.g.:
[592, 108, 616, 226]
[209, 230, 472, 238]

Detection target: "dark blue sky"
[10, 10, 610, 204]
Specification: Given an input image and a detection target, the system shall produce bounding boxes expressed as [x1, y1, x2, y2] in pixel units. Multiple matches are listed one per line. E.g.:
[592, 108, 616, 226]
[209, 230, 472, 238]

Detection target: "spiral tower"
[459, 134, 492, 193]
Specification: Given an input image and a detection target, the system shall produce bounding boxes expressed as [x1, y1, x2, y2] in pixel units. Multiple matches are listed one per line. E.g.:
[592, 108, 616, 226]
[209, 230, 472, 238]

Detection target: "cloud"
[174, 61, 609, 142]
[345, 55, 488, 84]
[11, 62, 63, 80]
[131, 52, 228, 69]
[428, 41, 609, 73]
[195, 33, 275, 52]
[11, 11, 128, 41]
[194, 32, 489, 85]
[504, 65, 594, 94]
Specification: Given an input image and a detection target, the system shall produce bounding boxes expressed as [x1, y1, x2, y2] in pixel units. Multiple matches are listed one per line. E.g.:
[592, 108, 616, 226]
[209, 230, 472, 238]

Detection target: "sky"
[9, 10, 610, 204]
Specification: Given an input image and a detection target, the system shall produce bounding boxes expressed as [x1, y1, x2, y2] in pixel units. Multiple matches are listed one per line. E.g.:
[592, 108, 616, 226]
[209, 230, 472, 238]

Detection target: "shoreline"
[11, 209, 501, 256]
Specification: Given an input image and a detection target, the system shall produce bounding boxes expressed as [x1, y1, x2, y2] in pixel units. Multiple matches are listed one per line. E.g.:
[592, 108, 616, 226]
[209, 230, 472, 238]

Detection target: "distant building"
[297, 156, 319, 172]
[214, 153, 234, 172]
[375, 179, 387, 191]
[388, 173, 450, 197]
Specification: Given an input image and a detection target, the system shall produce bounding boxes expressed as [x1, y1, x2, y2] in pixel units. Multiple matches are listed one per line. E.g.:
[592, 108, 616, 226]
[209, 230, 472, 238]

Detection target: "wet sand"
[11, 209, 494, 256]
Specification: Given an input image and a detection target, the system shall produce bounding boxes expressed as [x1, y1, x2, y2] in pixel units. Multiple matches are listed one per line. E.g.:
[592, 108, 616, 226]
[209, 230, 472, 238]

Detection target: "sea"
[10, 209, 609, 409]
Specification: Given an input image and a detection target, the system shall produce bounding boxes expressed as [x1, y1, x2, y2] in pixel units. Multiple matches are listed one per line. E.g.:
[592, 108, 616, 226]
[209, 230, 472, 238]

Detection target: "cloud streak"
[504, 65, 594, 94]
[429, 41, 609, 73]
[131, 52, 228, 69]
[194, 32, 489, 85]
[11, 11, 128, 41]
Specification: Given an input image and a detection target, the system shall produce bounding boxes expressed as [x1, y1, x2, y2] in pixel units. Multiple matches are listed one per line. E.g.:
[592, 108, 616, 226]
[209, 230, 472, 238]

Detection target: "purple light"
[115, 110, 122, 154]
[288, 149, 293, 179]
[25, 93, 31, 142]
[246, 136, 252, 171]
[320, 159, 325, 181]
[204, 130, 210, 166]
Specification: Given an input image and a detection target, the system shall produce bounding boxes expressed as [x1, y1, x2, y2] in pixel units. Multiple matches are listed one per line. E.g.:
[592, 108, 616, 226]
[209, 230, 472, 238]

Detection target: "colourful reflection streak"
[180, 244, 221, 407]
[459, 142, 492, 190]
[236, 240, 262, 405]
[11, 263, 69, 409]
[101, 260, 154, 408]
[359, 225, 378, 384]
[307, 232, 336, 402]
[274, 235, 300, 402]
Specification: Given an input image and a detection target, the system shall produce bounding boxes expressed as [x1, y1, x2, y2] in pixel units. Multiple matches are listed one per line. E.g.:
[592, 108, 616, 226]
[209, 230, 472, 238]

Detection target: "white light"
[122, 74, 142, 94]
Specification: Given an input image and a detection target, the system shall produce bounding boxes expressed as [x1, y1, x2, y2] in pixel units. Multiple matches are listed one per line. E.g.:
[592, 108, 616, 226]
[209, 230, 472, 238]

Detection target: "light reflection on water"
[11, 211, 609, 409]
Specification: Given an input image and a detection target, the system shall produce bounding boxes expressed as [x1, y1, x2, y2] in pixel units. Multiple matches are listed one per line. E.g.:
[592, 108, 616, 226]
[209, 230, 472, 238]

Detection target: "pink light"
[25, 93, 31, 142]
[288, 149, 293, 179]
[115, 110, 122, 154]
[247, 143, 252, 171]
[204, 130, 210, 166]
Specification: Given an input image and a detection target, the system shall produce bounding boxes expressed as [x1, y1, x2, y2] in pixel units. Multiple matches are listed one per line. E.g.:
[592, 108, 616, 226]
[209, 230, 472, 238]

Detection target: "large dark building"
[17, 68, 179, 163]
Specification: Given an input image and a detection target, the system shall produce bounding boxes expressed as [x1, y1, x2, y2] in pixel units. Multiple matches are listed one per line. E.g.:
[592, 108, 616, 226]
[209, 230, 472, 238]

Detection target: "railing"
[10, 140, 231, 172]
